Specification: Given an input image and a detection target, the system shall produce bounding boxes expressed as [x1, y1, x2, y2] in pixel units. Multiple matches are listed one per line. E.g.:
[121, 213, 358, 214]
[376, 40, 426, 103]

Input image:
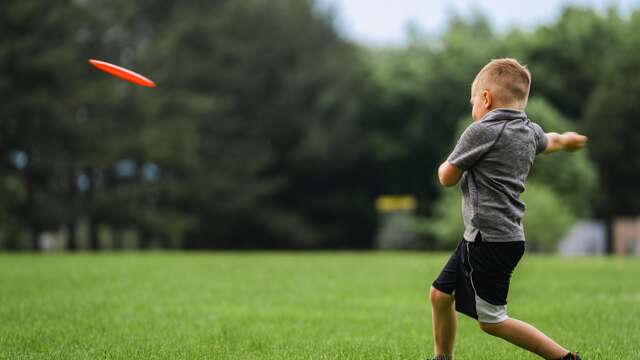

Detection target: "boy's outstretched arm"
[438, 131, 588, 186]
[543, 132, 588, 154]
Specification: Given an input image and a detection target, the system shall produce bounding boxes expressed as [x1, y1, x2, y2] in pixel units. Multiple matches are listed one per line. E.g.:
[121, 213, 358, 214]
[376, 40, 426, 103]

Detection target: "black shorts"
[432, 234, 525, 323]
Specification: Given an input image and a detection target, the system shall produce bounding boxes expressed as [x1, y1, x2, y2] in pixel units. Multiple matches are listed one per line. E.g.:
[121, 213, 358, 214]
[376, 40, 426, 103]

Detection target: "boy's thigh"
[432, 240, 466, 294]
[468, 240, 525, 306]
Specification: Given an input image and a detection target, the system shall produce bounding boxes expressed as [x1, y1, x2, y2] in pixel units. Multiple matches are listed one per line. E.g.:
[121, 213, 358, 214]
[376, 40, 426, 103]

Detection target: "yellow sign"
[375, 195, 417, 212]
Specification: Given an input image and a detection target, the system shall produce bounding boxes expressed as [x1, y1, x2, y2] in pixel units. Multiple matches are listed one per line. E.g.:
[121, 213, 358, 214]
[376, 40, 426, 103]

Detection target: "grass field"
[0, 252, 638, 359]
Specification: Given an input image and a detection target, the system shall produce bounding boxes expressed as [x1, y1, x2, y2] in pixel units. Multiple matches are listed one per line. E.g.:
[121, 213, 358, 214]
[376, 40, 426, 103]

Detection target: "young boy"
[429, 58, 587, 360]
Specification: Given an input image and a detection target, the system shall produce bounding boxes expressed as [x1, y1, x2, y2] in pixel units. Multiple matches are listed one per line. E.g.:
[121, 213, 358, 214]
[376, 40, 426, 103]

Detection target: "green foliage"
[1, 0, 379, 249]
[521, 182, 577, 252]
[363, 14, 505, 210]
[504, 6, 628, 221]
[519, 6, 624, 119]
[3, 1, 638, 250]
[414, 187, 463, 249]
[0, 175, 26, 248]
[145, 0, 376, 248]
[526, 97, 598, 216]
[0, 1, 87, 248]
[582, 10, 640, 217]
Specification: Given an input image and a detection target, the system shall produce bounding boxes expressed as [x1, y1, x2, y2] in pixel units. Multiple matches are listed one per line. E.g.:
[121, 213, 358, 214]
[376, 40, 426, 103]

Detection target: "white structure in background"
[39, 230, 65, 251]
[558, 220, 607, 256]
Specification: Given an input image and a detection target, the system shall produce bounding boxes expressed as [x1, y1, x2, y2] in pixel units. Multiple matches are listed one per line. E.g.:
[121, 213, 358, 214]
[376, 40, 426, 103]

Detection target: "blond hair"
[472, 58, 531, 109]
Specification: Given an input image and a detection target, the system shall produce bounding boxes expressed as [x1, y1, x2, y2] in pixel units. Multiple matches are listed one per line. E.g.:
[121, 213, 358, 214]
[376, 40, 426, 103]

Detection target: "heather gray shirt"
[447, 108, 548, 242]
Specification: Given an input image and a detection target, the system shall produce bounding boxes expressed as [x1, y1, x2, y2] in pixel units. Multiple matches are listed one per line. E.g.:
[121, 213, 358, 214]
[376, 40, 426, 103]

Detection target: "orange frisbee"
[88, 59, 156, 87]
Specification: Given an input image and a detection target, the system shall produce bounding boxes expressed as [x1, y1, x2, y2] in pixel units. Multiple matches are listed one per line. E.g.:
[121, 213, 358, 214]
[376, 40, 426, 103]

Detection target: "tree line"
[0, 1, 636, 250]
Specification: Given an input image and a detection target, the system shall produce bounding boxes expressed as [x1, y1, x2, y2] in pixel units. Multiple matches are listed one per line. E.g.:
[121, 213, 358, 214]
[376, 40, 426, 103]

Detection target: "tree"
[521, 6, 623, 120]
[526, 97, 598, 216]
[145, 0, 376, 248]
[583, 10, 640, 218]
[0, 1, 87, 249]
[0, 174, 26, 249]
[363, 13, 505, 214]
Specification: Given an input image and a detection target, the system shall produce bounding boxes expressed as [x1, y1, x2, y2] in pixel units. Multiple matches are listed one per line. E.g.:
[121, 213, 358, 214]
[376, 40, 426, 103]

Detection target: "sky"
[317, 0, 639, 45]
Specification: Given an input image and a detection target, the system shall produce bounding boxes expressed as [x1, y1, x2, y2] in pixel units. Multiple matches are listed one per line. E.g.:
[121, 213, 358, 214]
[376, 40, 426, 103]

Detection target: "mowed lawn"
[0, 252, 638, 360]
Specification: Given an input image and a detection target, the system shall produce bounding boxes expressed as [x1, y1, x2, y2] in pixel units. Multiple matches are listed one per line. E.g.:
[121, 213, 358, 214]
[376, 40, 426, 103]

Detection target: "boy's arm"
[438, 161, 463, 187]
[542, 132, 588, 154]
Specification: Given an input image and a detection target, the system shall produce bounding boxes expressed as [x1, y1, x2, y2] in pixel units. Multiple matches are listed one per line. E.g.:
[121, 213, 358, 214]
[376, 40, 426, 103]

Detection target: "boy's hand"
[562, 132, 588, 151]
[543, 132, 588, 154]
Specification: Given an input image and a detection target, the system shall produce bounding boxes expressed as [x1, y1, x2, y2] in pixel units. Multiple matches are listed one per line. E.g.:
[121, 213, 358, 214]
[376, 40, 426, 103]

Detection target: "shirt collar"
[480, 108, 527, 122]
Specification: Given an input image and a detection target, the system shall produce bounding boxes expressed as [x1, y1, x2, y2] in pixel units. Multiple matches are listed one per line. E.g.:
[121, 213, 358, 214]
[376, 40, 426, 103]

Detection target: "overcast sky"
[317, 0, 639, 45]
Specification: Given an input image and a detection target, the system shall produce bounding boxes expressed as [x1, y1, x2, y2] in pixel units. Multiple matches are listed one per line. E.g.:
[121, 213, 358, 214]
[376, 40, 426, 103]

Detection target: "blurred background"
[1, 0, 639, 254]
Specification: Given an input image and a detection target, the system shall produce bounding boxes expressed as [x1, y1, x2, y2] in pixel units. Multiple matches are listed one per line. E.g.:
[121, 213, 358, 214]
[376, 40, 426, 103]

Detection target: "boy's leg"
[467, 240, 571, 359]
[478, 318, 568, 359]
[430, 286, 457, 357]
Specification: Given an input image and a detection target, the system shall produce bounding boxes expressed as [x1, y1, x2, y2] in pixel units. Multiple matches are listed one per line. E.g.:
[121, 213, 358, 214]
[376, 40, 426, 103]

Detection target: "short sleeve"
[447, 122, 497, 171]
[531, 122, 548, 154]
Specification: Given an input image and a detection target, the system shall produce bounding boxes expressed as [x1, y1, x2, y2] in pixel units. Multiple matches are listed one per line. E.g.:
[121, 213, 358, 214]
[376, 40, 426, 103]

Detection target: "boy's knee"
[429, 286, 454, 307]
[478, 321, 505, 336]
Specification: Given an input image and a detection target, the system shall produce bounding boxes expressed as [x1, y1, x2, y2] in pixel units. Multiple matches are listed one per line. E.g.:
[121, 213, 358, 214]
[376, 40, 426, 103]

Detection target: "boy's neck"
[489, 105, 525, 112]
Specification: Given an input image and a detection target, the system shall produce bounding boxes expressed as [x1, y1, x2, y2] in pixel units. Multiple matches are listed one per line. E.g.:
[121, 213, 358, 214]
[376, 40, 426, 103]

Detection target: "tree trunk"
[66, 221, 77, 251]
[30, 227, 39, 251]
[86, 167, 99, 250]
[66, 157, 78, 251]
[88, 218, 99, 250]
[138, 228, 151, 249]
[24, 149, 40, 251]
[115, 226, 126, 250]
[605, 218, 613, 254]
[5, 234, 18, 251]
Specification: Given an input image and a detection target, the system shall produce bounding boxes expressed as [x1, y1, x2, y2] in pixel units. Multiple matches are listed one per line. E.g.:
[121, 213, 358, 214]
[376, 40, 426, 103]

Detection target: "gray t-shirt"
[447, 108, 548, 242]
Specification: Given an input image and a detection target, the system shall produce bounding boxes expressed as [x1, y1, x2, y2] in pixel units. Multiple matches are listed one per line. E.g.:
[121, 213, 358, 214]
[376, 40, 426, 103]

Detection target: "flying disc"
[88, 59, 156, 87]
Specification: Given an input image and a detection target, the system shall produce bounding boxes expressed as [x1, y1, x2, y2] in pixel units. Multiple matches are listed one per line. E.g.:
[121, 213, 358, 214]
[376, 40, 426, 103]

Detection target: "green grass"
[0, 252, 638, 359]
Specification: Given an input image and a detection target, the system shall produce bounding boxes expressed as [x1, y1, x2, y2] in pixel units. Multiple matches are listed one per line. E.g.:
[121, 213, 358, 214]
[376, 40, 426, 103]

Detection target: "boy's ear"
[482, 90, 492, 109]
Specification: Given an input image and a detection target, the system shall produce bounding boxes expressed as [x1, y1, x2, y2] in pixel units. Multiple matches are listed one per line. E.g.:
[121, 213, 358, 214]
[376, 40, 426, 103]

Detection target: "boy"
[429, 58, 587, 360]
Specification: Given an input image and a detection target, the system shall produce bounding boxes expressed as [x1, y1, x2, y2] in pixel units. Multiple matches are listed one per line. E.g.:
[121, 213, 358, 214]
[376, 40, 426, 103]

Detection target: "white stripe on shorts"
[475, 295, 508, 323]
